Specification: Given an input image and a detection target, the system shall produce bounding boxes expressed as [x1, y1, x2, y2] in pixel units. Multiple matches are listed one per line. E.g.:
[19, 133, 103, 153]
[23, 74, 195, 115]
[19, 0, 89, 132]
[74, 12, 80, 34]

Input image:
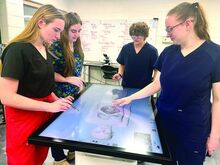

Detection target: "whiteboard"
[81, 19, 158, 63]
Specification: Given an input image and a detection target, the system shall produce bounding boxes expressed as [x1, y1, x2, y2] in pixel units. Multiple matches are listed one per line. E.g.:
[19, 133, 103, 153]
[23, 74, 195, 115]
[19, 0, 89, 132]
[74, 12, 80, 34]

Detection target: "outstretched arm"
[113, 70, 161, 106]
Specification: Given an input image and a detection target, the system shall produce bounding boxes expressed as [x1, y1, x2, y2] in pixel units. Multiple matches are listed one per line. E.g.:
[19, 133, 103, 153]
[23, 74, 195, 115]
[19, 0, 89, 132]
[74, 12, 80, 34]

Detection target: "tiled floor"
[1, 112, 220, 165]
[0, 125, 6, 165]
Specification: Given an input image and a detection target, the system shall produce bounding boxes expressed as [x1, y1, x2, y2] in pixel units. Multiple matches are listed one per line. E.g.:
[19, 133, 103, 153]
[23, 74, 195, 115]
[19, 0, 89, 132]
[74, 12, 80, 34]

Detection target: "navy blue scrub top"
[154, 41, 220, 138]
[117, 42, 158, 89]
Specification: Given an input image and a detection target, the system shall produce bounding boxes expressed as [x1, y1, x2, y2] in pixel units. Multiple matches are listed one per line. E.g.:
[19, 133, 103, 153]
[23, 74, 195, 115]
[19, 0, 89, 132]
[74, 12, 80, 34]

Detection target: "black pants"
[51, 147, 75, 161]
[51, 146, 66, 161]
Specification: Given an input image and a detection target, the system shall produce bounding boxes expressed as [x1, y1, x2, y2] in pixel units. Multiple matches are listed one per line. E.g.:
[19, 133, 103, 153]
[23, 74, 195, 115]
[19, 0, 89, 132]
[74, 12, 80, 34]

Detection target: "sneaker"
[53, 159, 70, 165]
[67, 151, 75, 161]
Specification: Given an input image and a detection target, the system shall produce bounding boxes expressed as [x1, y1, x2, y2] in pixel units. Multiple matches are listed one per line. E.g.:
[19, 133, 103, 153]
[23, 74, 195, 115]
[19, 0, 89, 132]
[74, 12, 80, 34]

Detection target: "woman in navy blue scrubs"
[113, 2, 220, 165]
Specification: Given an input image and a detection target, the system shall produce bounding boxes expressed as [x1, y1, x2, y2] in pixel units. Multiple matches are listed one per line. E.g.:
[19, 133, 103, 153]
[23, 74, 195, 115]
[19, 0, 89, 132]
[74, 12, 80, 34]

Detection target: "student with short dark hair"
[113, 22, 158, 89]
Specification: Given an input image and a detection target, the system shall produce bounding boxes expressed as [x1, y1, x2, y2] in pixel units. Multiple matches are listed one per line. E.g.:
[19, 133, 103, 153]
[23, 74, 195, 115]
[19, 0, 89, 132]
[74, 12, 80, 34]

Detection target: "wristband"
[118, 73, 122, 78]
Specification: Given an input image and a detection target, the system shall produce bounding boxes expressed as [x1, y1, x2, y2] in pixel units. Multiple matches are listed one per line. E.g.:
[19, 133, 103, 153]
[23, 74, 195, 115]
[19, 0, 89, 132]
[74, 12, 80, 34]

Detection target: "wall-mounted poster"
[29, 84, 171, 164]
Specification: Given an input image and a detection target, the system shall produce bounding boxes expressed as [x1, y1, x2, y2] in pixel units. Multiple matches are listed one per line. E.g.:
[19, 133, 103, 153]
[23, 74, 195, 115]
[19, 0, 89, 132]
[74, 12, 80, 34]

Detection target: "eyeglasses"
[165, 22, 184, 33]
[131, 35, 144, 40]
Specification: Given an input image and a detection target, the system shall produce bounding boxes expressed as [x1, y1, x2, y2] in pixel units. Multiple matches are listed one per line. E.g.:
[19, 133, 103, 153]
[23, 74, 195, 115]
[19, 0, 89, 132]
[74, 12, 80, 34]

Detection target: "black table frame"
[29, 84, 172, 164]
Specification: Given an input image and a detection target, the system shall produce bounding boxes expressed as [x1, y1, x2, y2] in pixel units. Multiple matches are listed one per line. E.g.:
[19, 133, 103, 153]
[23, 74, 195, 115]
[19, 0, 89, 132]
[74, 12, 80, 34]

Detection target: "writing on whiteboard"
[81, 19, 158, 62]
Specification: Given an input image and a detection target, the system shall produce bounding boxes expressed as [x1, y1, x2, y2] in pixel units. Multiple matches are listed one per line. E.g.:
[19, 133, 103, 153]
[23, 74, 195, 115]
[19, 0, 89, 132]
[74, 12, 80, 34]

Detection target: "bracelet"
[118, 73, 122, 77]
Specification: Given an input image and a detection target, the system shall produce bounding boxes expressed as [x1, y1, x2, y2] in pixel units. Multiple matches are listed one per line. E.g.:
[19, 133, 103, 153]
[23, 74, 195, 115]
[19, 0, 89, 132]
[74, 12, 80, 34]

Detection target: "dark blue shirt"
[154, 41, 220, 136]
[117, 42, 158, 89]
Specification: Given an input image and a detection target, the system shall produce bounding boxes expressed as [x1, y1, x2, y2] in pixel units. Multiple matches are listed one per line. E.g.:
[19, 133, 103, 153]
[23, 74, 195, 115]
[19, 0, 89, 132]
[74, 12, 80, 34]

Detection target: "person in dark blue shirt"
[113, 2, 220, 165]
[112, 22, 158, 89]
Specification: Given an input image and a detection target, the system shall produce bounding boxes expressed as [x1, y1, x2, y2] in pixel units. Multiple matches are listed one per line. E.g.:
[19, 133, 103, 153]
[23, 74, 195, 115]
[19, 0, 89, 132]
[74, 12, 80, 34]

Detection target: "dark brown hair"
[60, 12, 84, 76]
[129, 22, 149, 40]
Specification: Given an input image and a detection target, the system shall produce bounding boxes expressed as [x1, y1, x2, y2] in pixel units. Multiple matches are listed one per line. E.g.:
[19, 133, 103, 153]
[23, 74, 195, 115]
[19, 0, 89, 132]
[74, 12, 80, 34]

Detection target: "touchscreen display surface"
[29, 84, 171, 163]
[41, 84, 162, 154]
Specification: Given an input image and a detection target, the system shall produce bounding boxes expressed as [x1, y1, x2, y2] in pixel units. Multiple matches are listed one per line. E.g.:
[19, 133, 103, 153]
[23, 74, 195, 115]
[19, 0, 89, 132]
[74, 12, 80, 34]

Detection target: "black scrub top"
[1, 42, 55, 98]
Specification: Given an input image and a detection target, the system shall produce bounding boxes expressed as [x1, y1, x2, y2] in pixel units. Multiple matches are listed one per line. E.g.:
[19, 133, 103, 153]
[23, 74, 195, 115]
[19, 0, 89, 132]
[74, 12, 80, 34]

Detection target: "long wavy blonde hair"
[7, 4, 64, 47]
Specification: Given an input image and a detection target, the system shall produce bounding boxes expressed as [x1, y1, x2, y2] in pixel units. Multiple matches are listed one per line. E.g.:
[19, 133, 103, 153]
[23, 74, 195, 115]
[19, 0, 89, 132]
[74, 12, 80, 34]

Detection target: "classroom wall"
[0, 0, 24, 44]
[68, 0, 220, 57]
[31, 0, 69, 11]
[0, 0, 219, 83]
[0, 0, 68, 44]
[68, 0, 174, 56]
[0, 0, 219, 57]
